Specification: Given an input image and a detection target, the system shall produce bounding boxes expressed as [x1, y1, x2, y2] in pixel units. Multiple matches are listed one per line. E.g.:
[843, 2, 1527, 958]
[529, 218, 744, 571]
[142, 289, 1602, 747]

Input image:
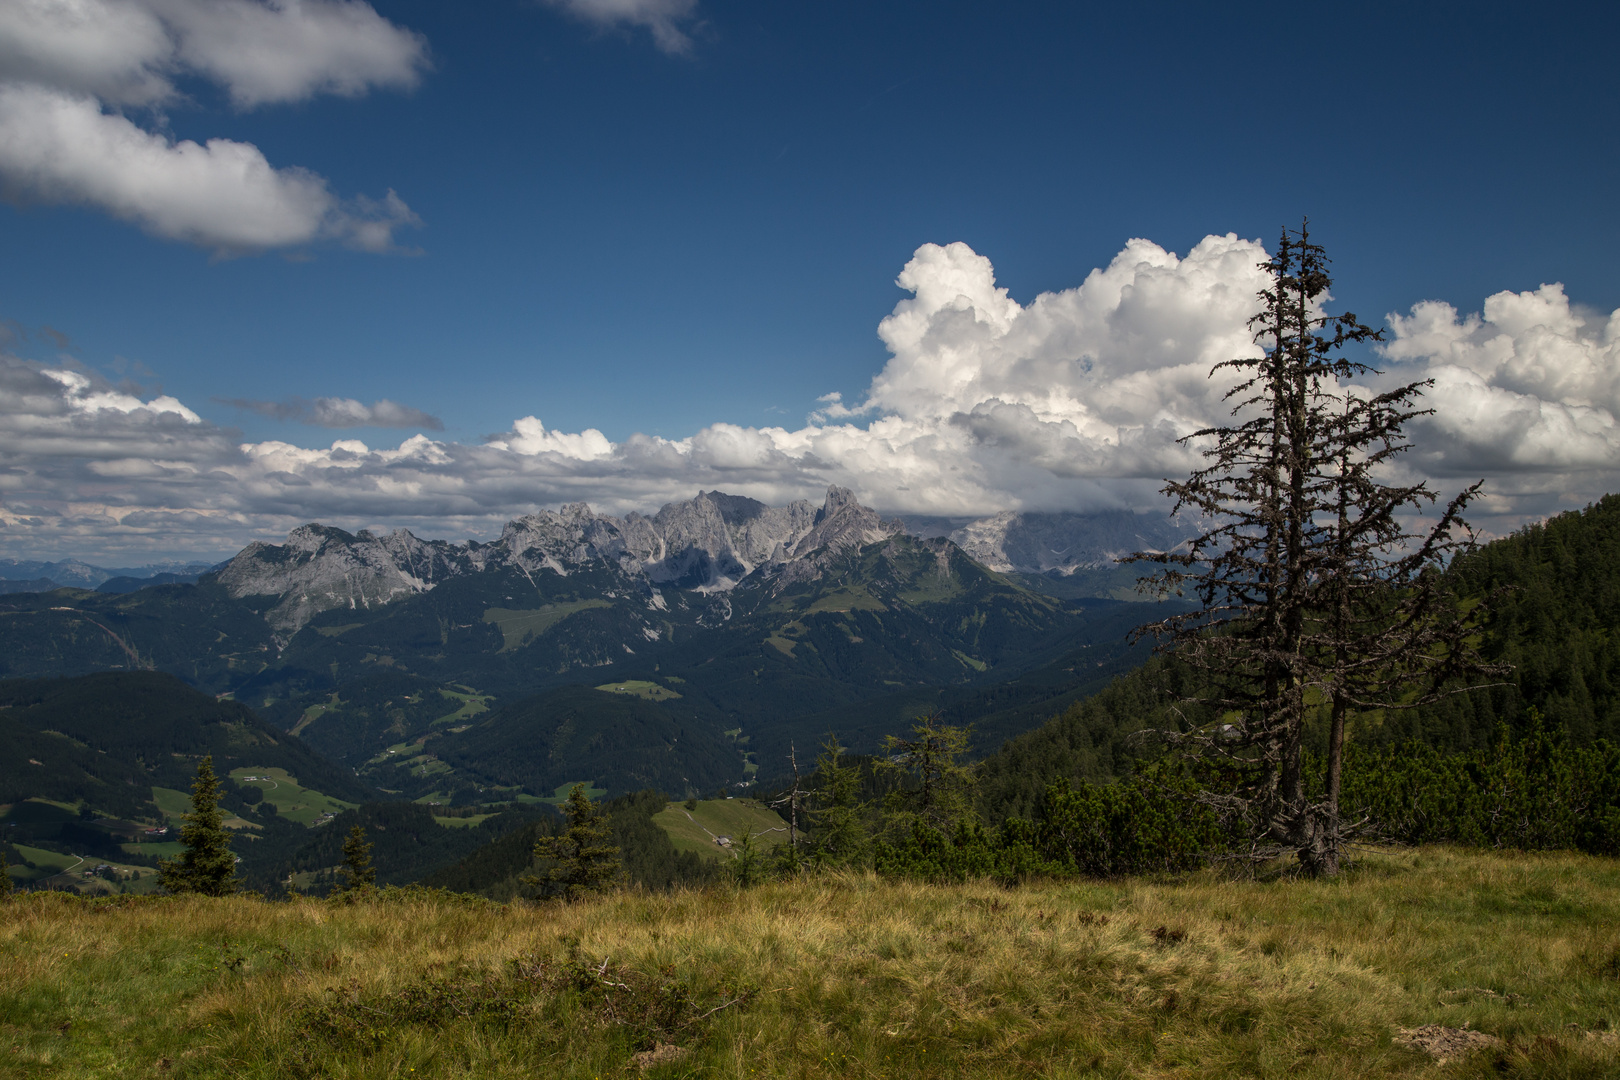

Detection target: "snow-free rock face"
[475, 489, 832, 590]
[214, 489, 1184, 637]
[771, 486, 905, 588]
[216, 487, 905, 635]
[217, 524, 473, 634]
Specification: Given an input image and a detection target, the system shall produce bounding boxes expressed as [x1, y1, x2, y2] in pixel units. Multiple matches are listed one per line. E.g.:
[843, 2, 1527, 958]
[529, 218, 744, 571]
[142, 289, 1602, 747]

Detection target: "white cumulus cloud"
[4, 235, 1619, 561]
[0, 0, 427, 253]
[1375, 283, 1620, 519]
[543, 0, 701, 55]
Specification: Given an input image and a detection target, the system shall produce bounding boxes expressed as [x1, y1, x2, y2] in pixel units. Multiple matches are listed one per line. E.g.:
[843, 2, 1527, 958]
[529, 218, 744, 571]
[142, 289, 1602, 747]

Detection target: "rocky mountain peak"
[283, 523, 352, 555]
[213, 488, 1176, 638]
[793, 486, 901, 558]
[218, 521, 472, 636]
[699, 490, 770, 526]
[215, 487, 894, 635]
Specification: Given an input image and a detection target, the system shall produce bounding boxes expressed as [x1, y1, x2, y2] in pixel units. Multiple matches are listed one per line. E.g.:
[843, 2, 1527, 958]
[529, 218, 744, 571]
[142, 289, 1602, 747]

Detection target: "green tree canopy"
[807, 736, 869, 870]
[878, 714, 977, 838]
[529, 784, 621, 900]
[157, 756, 237, 897]
[340, 824, 376, 892]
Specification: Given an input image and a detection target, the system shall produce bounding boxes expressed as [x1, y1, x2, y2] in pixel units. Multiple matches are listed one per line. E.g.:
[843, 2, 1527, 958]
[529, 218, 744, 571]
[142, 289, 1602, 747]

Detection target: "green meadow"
[4, 847, 1618, 1078]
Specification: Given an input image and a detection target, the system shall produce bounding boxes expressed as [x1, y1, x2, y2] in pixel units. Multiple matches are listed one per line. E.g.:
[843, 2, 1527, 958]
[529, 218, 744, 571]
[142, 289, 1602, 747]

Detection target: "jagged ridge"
[218, 487, 903, 634]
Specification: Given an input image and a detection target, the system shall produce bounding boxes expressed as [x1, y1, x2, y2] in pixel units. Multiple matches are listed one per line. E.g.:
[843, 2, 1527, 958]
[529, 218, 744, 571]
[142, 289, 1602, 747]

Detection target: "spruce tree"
[878, 714, 977, 838]
[340, 824, 376, 892]
[807, 736, 869, 869]
[157, 756, 237, 896]
[529, 784, 620, 900]
[728, 828, 766, 887]
[1132, 222, 1501, 876]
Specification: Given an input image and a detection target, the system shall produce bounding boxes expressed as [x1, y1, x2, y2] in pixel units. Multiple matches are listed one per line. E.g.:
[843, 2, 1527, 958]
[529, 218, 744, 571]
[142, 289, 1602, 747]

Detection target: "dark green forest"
[962, 495, 1620, 825]
[0, 671, 371, 816]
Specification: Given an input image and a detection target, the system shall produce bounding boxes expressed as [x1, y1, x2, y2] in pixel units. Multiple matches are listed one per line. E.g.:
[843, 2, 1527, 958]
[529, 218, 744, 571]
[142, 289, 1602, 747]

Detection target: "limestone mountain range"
[215, 487, 1193, 635]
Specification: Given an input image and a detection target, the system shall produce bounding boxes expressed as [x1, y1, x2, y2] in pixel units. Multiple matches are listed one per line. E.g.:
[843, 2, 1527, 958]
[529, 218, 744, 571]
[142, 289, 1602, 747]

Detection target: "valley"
[0, 488, 1190, 897]
[0, 488, 1176, 811]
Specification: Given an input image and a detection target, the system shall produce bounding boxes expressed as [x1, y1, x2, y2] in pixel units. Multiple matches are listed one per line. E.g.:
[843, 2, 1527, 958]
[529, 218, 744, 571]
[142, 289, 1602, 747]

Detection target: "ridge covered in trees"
[974, 495, 1620, 825]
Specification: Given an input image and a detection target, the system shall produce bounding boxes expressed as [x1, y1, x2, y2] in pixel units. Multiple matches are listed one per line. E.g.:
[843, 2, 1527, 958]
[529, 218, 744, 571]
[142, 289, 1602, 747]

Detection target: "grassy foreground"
[3, 848, 1619, 1079]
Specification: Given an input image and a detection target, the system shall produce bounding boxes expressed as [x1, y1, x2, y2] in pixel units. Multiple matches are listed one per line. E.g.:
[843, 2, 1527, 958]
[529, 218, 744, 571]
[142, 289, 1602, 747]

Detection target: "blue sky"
[2, 0, 1618, 560]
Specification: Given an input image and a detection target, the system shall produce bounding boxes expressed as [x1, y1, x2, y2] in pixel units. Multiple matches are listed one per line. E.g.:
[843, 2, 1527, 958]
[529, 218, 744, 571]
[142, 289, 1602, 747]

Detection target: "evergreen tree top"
[529, 783, 621, 901]
[156, 755, 236, 898]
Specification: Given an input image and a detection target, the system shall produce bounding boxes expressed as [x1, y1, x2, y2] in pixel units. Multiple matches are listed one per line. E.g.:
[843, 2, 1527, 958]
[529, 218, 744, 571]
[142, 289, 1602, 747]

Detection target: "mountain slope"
[0, 488, 1182, 803]
[971, 493, 1620, 824]
[0, 671, 373, 818]
[1372, 493, 1620, 750]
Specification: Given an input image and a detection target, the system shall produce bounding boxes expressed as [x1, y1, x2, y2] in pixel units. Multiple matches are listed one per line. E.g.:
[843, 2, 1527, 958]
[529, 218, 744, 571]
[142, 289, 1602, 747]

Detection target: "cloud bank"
[0, 0, 427, 253]
[3, 235, 1617, 560]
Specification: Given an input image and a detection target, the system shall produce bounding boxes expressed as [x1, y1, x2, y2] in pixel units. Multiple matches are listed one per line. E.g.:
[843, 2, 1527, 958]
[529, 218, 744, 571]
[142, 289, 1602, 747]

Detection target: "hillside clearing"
[651, 798, 790, 858]
[593, 679, 682, 701]
[228, 767, 357, 826]
[482, 602, 612, 652]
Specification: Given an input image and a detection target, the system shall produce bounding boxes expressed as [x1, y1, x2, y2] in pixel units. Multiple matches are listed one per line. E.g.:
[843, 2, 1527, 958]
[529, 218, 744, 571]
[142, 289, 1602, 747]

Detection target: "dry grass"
[3, 846, 1618, 1078]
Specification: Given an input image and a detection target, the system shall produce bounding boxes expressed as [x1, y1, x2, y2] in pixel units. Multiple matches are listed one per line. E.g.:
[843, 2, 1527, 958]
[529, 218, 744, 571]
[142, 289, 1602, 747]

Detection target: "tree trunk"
[1322, 694, 1347, 876]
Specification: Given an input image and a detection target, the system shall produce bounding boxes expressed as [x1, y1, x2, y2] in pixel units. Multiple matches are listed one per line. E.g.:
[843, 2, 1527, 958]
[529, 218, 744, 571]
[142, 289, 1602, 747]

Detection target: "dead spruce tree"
[1132, 222, 1500, 876]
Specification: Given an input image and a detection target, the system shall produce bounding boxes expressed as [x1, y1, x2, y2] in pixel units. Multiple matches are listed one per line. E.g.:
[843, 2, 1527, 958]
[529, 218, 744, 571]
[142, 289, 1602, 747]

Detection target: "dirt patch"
[1395, 1025, 1502, 1063]
[630, 1043, 688, 1070]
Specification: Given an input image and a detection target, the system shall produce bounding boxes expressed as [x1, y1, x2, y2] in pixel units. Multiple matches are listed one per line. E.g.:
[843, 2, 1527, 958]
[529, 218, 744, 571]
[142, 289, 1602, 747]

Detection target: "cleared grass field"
[431, 814, 496, 829]
[228, 767, 356, 826]
[7, 843, 81, 879]
[803, 586, 887, 614]
[430, 685, 491, 728]
[289, 694, 340, 737]
[7, 843, 159, 894]
[593, 679, 682, 701]
[150, 785, 193, 820]
[482, 602, 612, 652]
[540, 782, 607, 805]
[652, 798, 791, 859]
[3, 848, 1619, 1078]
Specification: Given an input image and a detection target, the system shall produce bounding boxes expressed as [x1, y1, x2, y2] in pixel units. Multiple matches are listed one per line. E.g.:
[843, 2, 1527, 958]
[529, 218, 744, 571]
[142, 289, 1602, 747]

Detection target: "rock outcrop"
[217, 524, 473, 634]
[217, 487, 901, 634]
[214, 488, 1190, 636]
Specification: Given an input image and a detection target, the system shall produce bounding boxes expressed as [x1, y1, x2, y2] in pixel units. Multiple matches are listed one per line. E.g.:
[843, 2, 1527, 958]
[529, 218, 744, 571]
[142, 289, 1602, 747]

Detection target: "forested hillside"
[1372, 493, 1620, 749]
[422, 790, 719, 899]
[972, 496, 1620, 824]
[277, 801, 552, 891]
[13, 497, 1620, 896]
[0, 525, 1158, 804]
[0, 671, 372, 817]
